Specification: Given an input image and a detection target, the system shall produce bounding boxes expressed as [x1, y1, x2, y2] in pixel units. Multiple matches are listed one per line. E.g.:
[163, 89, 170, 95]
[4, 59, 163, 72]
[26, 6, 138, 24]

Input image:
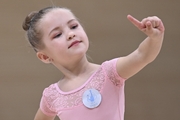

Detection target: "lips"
[68, 40, 82, 49]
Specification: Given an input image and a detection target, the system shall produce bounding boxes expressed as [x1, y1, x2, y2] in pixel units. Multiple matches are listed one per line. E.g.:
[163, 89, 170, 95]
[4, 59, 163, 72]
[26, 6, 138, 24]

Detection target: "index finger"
[127, 15, 144, 29]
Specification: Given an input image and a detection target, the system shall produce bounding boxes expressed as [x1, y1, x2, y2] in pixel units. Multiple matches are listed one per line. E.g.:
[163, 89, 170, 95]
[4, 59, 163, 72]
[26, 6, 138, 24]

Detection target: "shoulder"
[101, 58, 126, 86]
[40, 83, 59, 116]
[101, 58, 118, 71]
[42, 83, 59, 100]
[43, 83, 57, 93]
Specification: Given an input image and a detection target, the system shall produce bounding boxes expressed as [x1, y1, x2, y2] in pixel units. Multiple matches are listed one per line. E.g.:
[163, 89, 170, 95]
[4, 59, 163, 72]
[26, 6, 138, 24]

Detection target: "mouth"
[68, 40, 82, 49]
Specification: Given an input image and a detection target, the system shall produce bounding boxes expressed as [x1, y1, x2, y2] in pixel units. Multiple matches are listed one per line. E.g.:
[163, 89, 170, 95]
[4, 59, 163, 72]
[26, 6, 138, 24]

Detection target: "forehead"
[42, 8, 75, 23]
[39, 8, 76, 30]
[39, 8, 76, 35]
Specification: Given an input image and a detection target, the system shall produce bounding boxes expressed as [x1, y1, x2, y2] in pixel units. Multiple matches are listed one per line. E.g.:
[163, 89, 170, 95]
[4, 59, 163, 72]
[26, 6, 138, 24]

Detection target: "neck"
[54, 55, 97, 80]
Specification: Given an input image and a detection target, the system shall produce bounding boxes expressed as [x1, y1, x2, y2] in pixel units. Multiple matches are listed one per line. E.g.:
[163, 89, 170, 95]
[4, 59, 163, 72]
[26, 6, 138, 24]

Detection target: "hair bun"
[22, 11, 38, 31]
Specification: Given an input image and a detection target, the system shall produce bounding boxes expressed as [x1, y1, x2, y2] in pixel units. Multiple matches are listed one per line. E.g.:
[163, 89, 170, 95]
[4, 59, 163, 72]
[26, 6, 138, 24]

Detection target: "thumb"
[142, 21, 157, 36]
[143, 21, 154, 33]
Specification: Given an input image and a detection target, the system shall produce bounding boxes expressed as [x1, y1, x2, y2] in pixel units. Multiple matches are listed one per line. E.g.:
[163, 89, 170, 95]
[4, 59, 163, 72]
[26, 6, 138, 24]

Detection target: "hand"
[127, 15, 165, 40]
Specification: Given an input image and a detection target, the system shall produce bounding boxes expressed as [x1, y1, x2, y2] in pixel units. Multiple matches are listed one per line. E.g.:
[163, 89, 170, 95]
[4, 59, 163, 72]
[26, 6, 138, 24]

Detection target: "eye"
[53, 33, 62, 39]
[71, 24, 78, 29]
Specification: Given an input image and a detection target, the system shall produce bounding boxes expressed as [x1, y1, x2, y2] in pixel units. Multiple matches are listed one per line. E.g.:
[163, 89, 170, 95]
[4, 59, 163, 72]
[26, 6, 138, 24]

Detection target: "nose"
[67, 31, 75, 40]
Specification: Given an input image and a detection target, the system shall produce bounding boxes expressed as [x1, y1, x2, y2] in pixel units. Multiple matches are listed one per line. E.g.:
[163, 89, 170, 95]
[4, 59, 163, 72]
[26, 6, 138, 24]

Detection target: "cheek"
[44, 40, 66, 54]
[83, 32, 89, 47]
[79, 30, 88, 41]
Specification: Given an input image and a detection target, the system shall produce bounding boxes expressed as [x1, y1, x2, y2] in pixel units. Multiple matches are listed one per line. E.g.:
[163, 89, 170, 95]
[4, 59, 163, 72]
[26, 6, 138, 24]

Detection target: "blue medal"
[82, 88, 102, 109]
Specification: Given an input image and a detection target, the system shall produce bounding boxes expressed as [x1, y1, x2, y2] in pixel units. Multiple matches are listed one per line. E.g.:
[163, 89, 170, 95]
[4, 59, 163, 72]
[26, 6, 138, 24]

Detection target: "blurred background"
[0, 0, 179, 120]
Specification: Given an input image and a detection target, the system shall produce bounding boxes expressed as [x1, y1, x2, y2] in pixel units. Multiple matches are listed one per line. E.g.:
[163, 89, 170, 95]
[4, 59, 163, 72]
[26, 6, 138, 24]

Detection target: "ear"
[36, 52, 52, 64]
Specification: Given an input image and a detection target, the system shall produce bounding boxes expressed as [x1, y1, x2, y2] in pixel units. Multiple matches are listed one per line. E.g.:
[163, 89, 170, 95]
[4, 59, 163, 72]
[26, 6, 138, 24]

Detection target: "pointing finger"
[127, 15, 144, 29]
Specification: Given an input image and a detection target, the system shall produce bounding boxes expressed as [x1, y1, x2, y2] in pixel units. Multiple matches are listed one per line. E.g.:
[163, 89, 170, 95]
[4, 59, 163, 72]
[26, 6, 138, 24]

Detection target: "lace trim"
[44, 66, 105, 111]
[43, 59, 123, 112]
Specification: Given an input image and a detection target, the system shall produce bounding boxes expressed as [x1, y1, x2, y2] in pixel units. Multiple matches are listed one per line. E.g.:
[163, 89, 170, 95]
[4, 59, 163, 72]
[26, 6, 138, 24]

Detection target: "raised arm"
[117, 15, 165, 79]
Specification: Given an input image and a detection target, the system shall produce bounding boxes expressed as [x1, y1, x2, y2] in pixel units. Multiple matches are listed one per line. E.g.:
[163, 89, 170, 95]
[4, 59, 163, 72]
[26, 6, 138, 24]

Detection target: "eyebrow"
[49, 19, 76, 36]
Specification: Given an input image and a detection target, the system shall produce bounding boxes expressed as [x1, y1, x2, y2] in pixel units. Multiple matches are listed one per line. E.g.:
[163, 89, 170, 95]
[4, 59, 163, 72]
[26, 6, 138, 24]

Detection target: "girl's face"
[37, 9, 89, 66]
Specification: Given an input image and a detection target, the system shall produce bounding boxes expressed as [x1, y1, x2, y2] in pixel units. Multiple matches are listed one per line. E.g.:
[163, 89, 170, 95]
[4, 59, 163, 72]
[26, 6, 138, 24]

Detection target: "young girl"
[22, 6, 164, 120]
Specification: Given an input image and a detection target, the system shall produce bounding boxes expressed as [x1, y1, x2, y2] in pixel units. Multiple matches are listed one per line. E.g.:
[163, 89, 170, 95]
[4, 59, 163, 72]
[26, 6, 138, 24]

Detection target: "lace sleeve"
[102, 58, 126, 86]
[40, 87, 57, 116]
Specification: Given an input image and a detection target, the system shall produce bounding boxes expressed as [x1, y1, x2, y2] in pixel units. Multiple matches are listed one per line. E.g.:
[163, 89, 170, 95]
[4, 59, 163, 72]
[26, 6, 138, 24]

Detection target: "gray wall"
[0, 0, 179, 120]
